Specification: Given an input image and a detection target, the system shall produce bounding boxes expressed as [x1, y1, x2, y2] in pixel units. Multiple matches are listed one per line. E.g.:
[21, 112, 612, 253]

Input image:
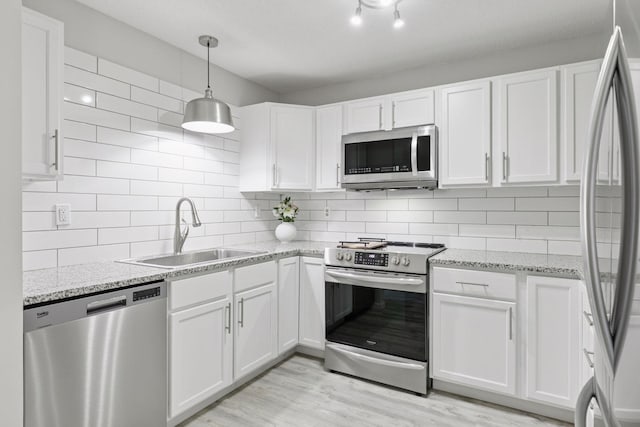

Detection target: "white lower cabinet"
[168, 271, 233, 419]
[233, 262, 278, 380]
[432, 292, 517, 395]
[525, 276, 580, 408]
[299, 256, 326, 350]
[278, 257, 300, 353]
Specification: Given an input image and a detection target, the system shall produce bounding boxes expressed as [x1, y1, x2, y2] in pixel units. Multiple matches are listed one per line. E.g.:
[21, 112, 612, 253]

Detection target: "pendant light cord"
[207, 40, 211, 90]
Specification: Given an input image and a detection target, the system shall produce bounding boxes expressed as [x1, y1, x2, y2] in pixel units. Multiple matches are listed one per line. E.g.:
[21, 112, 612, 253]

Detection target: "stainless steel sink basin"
[120, 248, 266, 269]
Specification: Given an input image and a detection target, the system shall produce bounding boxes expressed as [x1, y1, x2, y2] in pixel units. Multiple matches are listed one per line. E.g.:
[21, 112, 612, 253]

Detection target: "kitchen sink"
[120, 248, 266, 269]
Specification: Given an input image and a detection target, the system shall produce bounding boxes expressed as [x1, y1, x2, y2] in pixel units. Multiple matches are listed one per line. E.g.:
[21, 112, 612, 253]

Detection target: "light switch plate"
[55, 204, 71, 226]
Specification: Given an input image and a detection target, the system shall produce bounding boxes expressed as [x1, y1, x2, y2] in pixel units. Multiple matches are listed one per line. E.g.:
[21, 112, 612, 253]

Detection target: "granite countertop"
[23, 241, 588, 307]
[23, 241, 330, 307]
[429, 248, 584, 279]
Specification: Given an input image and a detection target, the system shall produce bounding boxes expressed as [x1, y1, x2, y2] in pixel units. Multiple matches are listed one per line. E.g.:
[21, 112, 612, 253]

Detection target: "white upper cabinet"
[495, 68, 559, 184]
[343, 89, 434, 134]
[390, 89, 435, 129]
[525, 276, 580, 408]
[315, 105, 343, 191]
[343, 97, 386, 134]
[22, 8, 63, 180]
[239, 103, 315, 192]
[562, 60, 613, 183]
[438, 81, 492, 187]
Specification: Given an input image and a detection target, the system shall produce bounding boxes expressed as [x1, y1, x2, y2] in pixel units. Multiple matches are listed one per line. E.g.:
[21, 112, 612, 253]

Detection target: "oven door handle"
[325, 270, 424, 286]
[411, 131, 418, 176]
[327, 343, 424, 370]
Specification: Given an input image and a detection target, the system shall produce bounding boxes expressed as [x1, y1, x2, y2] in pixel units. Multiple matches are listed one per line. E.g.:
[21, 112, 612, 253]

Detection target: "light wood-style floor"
[180, 355, 571, 427]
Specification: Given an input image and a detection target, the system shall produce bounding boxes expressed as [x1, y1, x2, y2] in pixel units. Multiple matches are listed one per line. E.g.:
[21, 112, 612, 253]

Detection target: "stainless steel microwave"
[341, 125, 438, 190]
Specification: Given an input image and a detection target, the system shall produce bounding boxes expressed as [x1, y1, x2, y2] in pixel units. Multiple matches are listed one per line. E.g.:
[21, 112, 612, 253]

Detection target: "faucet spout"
[174, 197, 202, 254]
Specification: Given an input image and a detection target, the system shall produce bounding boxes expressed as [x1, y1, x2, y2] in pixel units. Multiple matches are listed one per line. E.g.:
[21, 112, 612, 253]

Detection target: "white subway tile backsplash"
[157, 110, 184, 127]
[64, 47, 97, 73]
[67, 211, 130, 229]
[486, 187, 548, 197]
[131, 149, 182, 168]
[23, 193, 96, 211]
[98, 58, 159, 91]
[64, 102, 130, 131]
[98, 226, 158, 245]
[97, 195, 157, 211]
[158, 168, 203, 184]
[328, 199, 365, 211]
[58, 175, 129, 195]
[408, 198, 458, 211]
[97, 127, 158, 151]
[23, 212, 56, 231]
[64, 83, 96, 107]
[64, 120, 96, 141]
[516, 225, 580, 241]
[58, 244, 130, 266]
[365, 199, 408, 211]
[387, 211, 434, 223]
[130, 180, 182, 197]
[486, 211, 547, 225]
[346, 211, 386, 222]
[328, 221, 364, 233]
[65, 139, 130, 162]
[131, 118, 183, 142]
[131, 86, 183, 114]
[23, 250, 58, 270]
[159, 138, 204, 158]
[97, 161, 157, 180]
[548, 212, 580, 226]
[24, 229, 97, 251]
[516, 197, 579, 212]
[65, 157, 96, 176]
[486, 238, 547, 254]
[459, 198, 514, 211]
[459, 224, 515, 238]
[158, 80, 184, 100]
[64, 65, 130, 98]
[433, 211, 486, 224]
[97, 93, 157, 121]
[366, 222, 408, 234]
[410, 223, 459, 236]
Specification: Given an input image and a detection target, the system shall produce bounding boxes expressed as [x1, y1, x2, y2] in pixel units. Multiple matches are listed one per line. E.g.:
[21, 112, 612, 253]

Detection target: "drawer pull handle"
[508, 306, 513, 341]
[583, 348, 595, 368]
[225, 302, 231, 334]
[456, 281, 489, 287]
[238, 298, 244, 328]
[583, 310, 594, 326]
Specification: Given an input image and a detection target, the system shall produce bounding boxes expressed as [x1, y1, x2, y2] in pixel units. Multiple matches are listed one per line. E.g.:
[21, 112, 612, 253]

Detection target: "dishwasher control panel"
[133, 286, 161, 302]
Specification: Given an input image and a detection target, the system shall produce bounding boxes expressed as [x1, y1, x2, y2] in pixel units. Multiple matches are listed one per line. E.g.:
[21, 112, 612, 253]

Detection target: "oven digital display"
[354, 252, 388, 267]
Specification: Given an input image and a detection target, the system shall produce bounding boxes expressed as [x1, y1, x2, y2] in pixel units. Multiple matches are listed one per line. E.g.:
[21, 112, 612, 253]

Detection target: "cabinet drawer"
[432, 267, 516, 301]
[234, 261, 277, 293]
[169, 270, 232, 311]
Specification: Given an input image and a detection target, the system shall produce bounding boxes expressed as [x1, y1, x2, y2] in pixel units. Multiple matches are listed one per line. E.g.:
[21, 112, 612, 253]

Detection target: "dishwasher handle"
[87, 295, 127, 315]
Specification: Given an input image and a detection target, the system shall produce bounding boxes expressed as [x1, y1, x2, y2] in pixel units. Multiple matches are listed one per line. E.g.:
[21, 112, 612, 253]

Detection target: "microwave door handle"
[411, 132, 418, 176]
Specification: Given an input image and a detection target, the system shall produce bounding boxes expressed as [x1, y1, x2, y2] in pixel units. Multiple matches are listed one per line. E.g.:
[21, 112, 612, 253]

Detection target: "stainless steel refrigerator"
[577, 1, 640, 426]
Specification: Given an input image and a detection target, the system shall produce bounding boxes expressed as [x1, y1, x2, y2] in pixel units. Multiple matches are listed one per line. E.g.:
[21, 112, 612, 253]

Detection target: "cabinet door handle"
[485, 153, 490, 181]
[508, 306, 513, 341]
[455, 281, 489, 287]
[225, 302, 231, 334]
[391, 102, 396, 128]
[238, 297, 244, 328]
[583, 348, 595, 368]
[379, 105, 383, 130]
[583, 310, 594, 326]
[502, 152, 508, 181]
[336, 163, 340, 186]
[51, 129, 60, 171]
[272, 164, 279, 187]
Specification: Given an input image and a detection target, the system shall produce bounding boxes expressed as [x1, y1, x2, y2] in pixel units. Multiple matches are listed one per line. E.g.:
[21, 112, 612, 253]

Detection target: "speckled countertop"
[24, 242, 589, 307]
[429, 249, 584, 279]
[23, 241, 330, 307]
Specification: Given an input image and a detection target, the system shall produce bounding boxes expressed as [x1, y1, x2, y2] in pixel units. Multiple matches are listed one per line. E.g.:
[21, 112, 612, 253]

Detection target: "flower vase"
[275, 222, 296, 243]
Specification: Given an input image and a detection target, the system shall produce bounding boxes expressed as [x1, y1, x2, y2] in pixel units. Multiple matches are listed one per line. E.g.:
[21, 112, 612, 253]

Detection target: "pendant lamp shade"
[181, 35, 235, 134]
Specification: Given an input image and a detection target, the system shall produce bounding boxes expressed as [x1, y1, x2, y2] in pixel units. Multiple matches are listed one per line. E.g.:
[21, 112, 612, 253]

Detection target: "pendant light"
[181, 35, 235, 134]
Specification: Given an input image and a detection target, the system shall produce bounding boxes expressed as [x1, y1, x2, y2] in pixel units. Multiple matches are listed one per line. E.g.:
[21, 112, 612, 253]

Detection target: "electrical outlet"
[254, 206, 261, 218]
[324, 206, 330, 218]
[55, 204, 71, 226]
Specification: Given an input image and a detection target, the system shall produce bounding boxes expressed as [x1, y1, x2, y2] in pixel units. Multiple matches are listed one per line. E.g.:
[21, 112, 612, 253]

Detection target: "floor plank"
[180, 355, 571, 427]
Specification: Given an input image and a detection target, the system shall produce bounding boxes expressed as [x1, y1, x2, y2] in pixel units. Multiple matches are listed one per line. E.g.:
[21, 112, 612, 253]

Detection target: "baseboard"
[433, 379, 574, 423]
[295, 344, 325, 359]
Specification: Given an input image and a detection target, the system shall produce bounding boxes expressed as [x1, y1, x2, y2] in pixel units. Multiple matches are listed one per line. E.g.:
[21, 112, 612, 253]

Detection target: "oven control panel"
[354, 252, 388, 267]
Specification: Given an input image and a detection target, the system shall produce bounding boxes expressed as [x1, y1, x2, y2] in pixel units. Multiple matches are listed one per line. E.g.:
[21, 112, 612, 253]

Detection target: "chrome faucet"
[174, 197, 202, 254]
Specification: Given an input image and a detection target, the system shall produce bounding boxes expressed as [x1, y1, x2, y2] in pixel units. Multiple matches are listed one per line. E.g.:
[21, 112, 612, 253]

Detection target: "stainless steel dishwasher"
[24, 281, 167, 427]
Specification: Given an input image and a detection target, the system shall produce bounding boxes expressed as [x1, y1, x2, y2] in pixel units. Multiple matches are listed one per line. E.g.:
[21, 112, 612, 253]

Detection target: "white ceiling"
[75, 0, 611, 94]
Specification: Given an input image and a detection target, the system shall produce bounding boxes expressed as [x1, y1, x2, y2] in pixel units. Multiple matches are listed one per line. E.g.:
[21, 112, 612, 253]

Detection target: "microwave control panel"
[354, 252, 388, 267]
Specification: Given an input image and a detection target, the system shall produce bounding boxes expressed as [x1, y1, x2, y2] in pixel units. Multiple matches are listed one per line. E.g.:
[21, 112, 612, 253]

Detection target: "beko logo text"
[36, 311, 49, 318]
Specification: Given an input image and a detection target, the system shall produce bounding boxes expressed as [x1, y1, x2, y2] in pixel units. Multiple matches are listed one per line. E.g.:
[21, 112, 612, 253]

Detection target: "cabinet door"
[613, 315, 640, 423]
[525, 276, 580, 408]
[169, 297, 232, 418]
[562, 61, 612, 183]
[439, 81, 491, 186]
[391, 90, 434, 129]
[315, 105, 343, 191]
[22, 8, 63, 180]
[271, 106, 315, 190]
[344, 98, 385, 134]
[497, 69, 558, 184]
[432, 293, 516, 395]
[278, 257, 300, 353]
[299, 257, 325, 350]
[234, 282, 278, 380]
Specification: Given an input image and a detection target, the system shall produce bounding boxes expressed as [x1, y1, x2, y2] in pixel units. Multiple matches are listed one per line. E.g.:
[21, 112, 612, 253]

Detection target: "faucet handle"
[181, 218, 190, 240]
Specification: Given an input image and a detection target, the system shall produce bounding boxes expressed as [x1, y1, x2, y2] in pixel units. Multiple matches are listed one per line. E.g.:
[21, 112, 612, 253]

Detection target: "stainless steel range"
[324, 239, 445, 395]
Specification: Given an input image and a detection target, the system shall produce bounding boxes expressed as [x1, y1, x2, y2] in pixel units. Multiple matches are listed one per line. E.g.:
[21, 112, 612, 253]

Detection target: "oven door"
[324, 267, 427, 362]
[341, 125, 437, 186]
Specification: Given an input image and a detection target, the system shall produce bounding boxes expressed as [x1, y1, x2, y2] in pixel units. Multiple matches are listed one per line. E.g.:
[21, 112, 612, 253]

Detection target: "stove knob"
[344, 253, 353, 262]
[401, 257, 410, 266]
[391, 256, 400, 265]
[335, 252, 344, 261]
